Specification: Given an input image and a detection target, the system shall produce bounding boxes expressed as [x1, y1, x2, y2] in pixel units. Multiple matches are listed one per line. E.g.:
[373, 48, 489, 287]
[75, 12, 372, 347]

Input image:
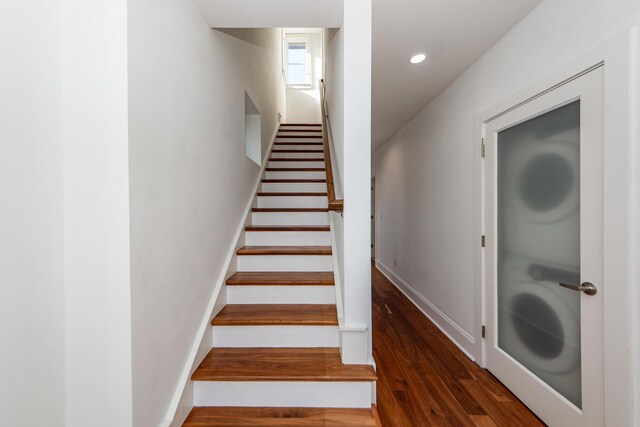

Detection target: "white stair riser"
[270, 151, 324, 159]
[269, 160, 325, 169]
[277, 131, 322, 136]
[280, 126, 321, 130]
[265, 171, 326, 179]
[273, 144, 324, 150]
[246, 231, 331, 246]
[193, 381, 373, 408]
[275, 138, 323, 143]
[252, 211, 329, 226]
[261, 182, 327, 192]
[237, 255, 333, 272]
[212, 325, 339, 347]
[226, 285, 336, 304]
[257, 196, 328, 209]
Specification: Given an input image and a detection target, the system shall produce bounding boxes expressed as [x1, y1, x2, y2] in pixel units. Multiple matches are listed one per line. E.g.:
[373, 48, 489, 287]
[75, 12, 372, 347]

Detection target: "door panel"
[483, 67, 603, 426]
[497, 101, 582, 408]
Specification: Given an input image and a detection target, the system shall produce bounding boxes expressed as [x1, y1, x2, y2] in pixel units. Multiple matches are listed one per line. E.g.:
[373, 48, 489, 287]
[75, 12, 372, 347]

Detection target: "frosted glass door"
[497, 101, 581, 408]
[483, 67, 603, 427]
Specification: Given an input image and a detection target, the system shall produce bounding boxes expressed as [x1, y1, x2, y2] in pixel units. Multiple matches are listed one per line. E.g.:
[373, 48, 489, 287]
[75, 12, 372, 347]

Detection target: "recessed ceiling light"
[410, 53, 427, 64]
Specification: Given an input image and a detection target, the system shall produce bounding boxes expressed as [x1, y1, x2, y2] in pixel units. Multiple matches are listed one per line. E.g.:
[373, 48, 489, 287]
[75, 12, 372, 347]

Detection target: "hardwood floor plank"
[469, 415, 499, 427]
[183, 406, 377, 426]
[372, 263, 545, 427]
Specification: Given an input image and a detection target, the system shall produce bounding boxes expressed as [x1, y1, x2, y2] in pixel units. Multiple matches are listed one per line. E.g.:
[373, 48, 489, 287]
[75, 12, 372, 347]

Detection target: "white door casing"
[482, 67, 604, 426]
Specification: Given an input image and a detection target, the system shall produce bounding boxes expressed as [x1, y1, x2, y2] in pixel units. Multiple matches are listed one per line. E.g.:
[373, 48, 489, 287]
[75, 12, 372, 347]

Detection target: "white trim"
[473, 27, 638, 427]
[160, 125, 280, 427]
[629, 26, 640, 427]
[339, 328, 371, 365]
[329, 211, 344, 325]
[375, 260, 476, 361]
[325, 103, 343, 198]
[284, 33, 313, 88]
[330, 212, 371, 365]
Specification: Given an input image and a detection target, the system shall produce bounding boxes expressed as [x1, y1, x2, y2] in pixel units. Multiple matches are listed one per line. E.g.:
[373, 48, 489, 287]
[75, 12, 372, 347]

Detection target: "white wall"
[322, 27, 346, 322]
[2, 1, 134, 426]
[323, 27, 345, 197]
[373, 0, 640, 423]
[127, 1, 285, 424]
[0, 2, 65, 426]
[317, 2, 372, 365]
[341, 0, 373, 363]
[286, 29, 322, 123]
[61, 0, 133, 425]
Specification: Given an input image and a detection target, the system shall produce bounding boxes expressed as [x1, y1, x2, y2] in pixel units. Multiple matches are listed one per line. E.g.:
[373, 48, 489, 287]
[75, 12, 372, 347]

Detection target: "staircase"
[183, 123, 378, 426]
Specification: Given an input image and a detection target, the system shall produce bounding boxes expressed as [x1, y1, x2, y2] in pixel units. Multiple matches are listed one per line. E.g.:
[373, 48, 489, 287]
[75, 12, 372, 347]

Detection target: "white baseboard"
[375, 260, 476, 361]
[339, 326, 370, 365]
[160, 126, 280, 427]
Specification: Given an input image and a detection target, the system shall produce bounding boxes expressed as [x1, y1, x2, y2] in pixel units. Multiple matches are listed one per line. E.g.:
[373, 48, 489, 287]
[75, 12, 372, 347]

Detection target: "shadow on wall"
[287, 88, 321, 123]
[216, 28, 271, 48]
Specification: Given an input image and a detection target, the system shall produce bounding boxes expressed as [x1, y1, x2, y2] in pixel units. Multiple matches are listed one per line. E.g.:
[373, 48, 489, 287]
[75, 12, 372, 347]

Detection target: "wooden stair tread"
[257, 192, 327, 197]
[265, 168, 325, 172]
[271, 150, 324, 153]
[281, 123, 321, 126]
[274, 142, 323, 145]
[269, 158, 325, 162]
[237, 246, 332, 256]
[277, 135, 323, 138]
[252, 208, 329, 212]
[278, 129, 322, 132]
[212, 304, 338, 326]
[245, 225, 330, 232]
[191, 347, 376, 382]
[261, 179, 327, 183]
[226, 271, 334, 286]
[183, 406, 377, 426]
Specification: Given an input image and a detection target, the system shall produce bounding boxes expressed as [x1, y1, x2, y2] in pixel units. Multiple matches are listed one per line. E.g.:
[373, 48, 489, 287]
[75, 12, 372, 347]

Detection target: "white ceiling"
[195, 0, 342, 28]
[371, 0, 541, 150]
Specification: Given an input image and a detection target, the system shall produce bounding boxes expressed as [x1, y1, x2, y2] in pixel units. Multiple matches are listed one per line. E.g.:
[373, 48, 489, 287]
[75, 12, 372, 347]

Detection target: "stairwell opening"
[244, 91, 261, 165]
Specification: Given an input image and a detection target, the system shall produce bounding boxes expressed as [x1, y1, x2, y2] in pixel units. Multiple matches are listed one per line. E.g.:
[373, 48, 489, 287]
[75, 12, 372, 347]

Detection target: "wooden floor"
[372, 264, 545, 427]
[184, 407, 378, 426]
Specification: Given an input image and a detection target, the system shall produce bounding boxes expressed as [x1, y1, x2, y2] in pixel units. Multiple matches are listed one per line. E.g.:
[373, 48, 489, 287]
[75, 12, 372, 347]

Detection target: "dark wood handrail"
[320, 79, 344, 212]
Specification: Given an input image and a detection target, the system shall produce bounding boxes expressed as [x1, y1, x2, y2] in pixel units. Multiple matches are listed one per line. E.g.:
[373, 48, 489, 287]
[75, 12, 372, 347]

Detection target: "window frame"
[284, 33, 313, 89]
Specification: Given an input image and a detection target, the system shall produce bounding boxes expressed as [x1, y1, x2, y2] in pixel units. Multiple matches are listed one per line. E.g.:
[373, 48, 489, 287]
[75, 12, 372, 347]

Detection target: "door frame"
[484, 68, 604, 426]
[473, 28, 639, 426]
[371, 176, 376, 260]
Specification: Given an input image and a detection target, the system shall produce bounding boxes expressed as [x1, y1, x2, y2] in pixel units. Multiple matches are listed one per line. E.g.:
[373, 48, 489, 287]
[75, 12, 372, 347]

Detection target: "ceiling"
[195, 0, 342, 28]
[371, 0, 541, 151]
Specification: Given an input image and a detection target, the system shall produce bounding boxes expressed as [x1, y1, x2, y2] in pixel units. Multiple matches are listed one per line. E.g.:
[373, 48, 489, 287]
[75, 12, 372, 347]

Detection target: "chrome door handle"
[559, 281, 597, 296]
